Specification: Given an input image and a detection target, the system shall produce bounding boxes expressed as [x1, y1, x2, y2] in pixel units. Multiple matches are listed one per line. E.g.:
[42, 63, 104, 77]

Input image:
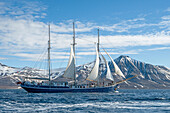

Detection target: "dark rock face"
[113, 55, 170, 89]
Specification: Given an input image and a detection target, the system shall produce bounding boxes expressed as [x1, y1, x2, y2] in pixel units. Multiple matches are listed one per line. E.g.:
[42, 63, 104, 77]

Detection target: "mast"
[48, 24, 51, 82]
[97, 28, 100, 52]
[73, 22, 76, 87]
[97, 28, 100, 86]
[86, 29, 100, 82]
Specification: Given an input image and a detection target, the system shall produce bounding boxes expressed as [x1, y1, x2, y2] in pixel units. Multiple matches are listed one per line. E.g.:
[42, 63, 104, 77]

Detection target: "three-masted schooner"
[19, 23, 136, 93]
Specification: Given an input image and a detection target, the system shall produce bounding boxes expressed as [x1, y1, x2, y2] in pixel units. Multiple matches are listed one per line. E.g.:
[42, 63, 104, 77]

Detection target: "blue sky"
[0, 0, 170, 69]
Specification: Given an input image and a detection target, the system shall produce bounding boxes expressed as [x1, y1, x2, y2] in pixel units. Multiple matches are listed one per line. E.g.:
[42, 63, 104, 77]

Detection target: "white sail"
[101, 54, 114, 81]
[86, 46, 100, 81]
[104, 49, 125, 78]
[63, 45, 75, 79]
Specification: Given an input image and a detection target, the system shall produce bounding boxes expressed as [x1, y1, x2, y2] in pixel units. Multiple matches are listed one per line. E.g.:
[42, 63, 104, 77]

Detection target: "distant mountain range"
[0, 55, 170, 89]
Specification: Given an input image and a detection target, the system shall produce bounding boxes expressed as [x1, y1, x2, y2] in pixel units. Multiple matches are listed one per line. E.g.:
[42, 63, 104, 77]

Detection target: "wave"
[0, 89, 170, 112]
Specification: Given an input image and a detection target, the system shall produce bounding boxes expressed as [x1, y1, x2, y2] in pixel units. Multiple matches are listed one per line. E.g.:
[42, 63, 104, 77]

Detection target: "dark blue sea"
[0, 89, 170, 113]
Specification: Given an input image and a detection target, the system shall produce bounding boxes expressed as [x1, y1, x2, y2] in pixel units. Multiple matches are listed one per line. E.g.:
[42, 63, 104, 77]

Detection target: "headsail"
[101, 54, 114, 81]
[86, 46, 100, 81]
[103, 49, 125, 78]
[63, 45, 75, 79]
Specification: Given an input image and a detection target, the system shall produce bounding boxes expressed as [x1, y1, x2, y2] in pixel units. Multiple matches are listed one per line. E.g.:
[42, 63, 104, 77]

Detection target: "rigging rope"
[33, 45, 48, 69]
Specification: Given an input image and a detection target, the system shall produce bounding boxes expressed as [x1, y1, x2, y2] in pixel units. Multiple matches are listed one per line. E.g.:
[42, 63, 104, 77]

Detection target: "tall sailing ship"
[19, 23, 137, 93]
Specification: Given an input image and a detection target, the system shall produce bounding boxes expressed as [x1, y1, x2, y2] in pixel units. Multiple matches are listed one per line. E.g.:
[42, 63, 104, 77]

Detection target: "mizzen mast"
[97, 29, 100, 52]
[48, 24, 51, 82]
[97, 28, 100, 86]
[73, 22, 76, 87]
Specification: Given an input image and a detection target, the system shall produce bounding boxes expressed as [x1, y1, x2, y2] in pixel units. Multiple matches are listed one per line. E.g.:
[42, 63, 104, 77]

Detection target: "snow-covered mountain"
[113, 55, 170, 89]
[73, 55, 170, 89]
[0, 55, 170, 89]
[0, 63, 20, 89]
[0, 63, 19, 76]
[0, 65, 63, 88]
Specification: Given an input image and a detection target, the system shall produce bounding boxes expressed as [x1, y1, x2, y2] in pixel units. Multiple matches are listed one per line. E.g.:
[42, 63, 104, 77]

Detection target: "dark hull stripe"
[21, 85, 117, 93]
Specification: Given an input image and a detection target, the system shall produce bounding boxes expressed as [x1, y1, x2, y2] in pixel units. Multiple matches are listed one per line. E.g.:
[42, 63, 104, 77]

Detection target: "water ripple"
[0, 89, 170, 113]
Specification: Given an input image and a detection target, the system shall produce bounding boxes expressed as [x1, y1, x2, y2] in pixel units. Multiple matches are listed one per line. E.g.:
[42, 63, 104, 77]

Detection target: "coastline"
[0, 86, 20, 89]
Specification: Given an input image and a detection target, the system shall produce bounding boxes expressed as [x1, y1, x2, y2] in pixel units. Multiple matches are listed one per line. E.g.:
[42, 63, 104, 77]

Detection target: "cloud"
[0, 57, 7, 60]
[99, 18, 145, 32]
[77, 52, 96, 56]
[98, 17, 162, 33]
[0, 1, 170, 62]
[50, 21, 96, 33]
[50, 17, 149, 34]
[12, 52, 70, 61]
[148, 47, 170, 51]
[161, 15, 170, 20]
[0, 18, 48, 51]
[100, 32, 170, 48]
[0, 1, 46, 20]
[1, 16, 170, 61]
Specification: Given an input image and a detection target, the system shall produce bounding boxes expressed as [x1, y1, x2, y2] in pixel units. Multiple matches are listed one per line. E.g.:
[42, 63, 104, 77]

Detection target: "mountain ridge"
[0, 55, 170, 89]
[113, 55, 170, 89]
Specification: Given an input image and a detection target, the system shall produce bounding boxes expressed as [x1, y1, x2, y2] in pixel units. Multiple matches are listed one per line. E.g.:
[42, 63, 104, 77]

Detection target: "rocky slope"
[113, 55, 170, 89]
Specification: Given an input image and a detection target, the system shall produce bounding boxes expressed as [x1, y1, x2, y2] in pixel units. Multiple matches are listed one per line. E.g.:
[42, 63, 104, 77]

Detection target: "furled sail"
[63, 45, 75, 79]
[103, 49, 125, 78]
[101, 54, 114, 81]
[86, 46, 100, 81]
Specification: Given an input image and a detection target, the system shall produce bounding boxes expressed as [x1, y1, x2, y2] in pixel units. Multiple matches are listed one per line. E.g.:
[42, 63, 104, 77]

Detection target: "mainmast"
[73, 22, 76, 87]
[48, 24, 51, 82]
[86, 29, 100, 82]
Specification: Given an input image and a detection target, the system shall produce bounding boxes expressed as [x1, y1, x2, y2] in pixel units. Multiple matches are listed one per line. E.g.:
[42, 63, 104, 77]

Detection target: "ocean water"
[0, 89, 170, 113]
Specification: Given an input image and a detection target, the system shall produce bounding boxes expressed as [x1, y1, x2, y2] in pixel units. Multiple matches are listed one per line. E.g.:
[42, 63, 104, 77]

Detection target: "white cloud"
[77, 52, 96, 56]
[0, 1, 46, 20]
[0, 57, 7, 60]
[1, 15, 170, 61]
[127, 18, 145, 22]
[99, 18, 158, 33]
[13, 53, 41, 59]
[50, 21, 96, 33]
[12, 52, 70, 61]
[161, 15, 170, 20]
[0, 18, 48, 51]
[100, 33, 170, 48]
[148, 47, 170, 51]
[0, 1, 170, 62]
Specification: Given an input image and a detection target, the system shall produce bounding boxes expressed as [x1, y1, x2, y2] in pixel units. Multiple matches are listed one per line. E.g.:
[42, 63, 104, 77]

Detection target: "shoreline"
[0, 86, 21, 89]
